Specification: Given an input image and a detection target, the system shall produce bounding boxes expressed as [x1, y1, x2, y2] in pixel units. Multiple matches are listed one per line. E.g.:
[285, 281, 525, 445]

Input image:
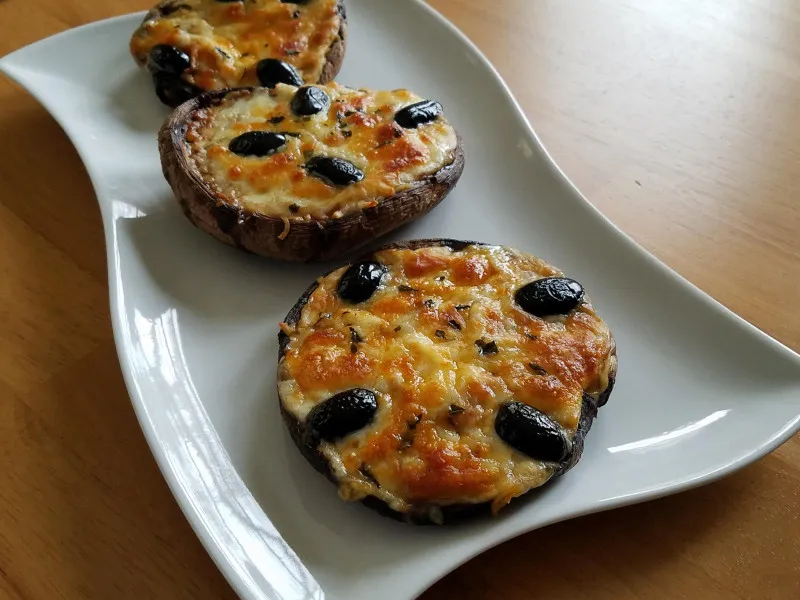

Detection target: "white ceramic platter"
[3, 2, 800, 599]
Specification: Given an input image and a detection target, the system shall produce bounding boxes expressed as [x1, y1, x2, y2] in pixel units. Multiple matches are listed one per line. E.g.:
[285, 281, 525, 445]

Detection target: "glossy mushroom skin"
[277, 239, 618, 525]
[132, 0, 348, 103]
[157, 89, 465, 262]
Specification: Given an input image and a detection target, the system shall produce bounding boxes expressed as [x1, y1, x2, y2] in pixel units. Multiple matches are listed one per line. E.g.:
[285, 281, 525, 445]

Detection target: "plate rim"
[2, 3, 800, 600]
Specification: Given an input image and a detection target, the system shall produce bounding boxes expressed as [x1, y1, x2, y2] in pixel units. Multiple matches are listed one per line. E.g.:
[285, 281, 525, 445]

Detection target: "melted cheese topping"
[130, 0, 343, 89]
[278, 244, 616, 515]
[185, 84, 458, 218]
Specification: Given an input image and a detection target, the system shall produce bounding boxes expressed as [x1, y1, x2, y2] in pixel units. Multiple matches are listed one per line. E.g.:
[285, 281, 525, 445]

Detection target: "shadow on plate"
[423, 470, 755, 599]
[117, 200, 328, 322]
[116, 194, 455, 323]
[107, 67, 170, 134]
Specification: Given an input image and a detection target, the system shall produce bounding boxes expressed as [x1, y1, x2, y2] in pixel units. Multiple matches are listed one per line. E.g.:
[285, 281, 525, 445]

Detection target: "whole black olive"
[256, 58, 303, 88]
[495, 401, 571, 463]
[290, 86, 330, 116]
[228, 131, 287, 157]
[306, 389, 378, 443]
[395, 100, 443, 129]
[148, 44, 191, 76]
[305, 156, 364, 186]
[153, 74, 202, 108]
[337, 261, 387, 303]
[515, 277, 585, 318]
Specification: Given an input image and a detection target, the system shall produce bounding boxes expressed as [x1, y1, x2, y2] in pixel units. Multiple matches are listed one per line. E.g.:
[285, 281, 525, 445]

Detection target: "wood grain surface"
[1, 0, 799, 598]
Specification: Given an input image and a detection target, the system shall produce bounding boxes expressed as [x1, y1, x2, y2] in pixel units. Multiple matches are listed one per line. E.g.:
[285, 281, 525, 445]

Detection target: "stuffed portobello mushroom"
[130, 0, 347, 107]
[277, 240, 617, 524]
[158, 84, 464, 262]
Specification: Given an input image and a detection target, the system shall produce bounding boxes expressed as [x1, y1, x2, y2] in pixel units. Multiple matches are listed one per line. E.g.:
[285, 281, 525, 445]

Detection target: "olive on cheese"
[306, 388, 379, 443]
[228, 131, 288, 157]
[148, 44, 191, 75]
[305, 156, 364, 186]
[257, 58, 304, 89]
[336, 262, 388, 303]
[277, 240, 618, 524]
[395, 100, 443, 129]
[291, 86, 330, 115]
[495, 401, 571, 463]
[515, 277, 585, 317]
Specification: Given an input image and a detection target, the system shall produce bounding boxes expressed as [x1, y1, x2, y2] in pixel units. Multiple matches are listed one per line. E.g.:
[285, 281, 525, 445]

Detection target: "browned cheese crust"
[131, 0, 347, 94]
[277, 240, 617, 524]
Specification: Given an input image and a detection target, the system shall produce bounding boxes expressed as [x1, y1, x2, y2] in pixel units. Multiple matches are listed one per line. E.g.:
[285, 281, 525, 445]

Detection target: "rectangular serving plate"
[2, 2, 799, 599]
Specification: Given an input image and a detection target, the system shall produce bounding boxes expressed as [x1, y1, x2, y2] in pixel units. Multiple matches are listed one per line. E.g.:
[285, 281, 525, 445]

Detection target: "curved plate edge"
[0, 24, 324, 600]
[2, 4, 800, 600]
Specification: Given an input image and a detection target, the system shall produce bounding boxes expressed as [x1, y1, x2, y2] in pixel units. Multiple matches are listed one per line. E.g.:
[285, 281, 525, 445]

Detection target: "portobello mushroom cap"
[277, 239, 617, 524]
[158, 87, 465, 262]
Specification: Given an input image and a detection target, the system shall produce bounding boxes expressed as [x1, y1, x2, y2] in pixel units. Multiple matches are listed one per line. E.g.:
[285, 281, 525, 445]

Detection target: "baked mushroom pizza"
[277, 240, 617, 524]
[130, 0, 346, 107]
[158, 85, 464, 262]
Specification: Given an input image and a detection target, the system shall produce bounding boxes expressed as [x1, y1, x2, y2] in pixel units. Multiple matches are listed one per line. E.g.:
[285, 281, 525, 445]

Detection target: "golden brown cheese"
[185, 84, 458, 218]
[130, 0, 343, 89]
[278, 244, 616, 514]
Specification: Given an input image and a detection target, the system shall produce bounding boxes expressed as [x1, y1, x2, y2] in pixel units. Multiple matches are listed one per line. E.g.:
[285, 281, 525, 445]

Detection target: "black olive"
[337, 261, 387, 303]
[228, 131, 287, 157]
[148, 44, 191, 76]
[495, 401, 571, 462]
[395, 100, 443, 129]
[256, 58, 303, 88]
[515, 277, 585, 317]
[306, 389, 378, 443]
[291, 86, 330, 116]
[153, 74, 202, 108]
[305, 156, 364, 186]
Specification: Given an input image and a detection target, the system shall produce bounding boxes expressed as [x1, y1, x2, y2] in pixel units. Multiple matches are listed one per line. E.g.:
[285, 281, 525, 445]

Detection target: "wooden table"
[1, 0, 799, 598]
